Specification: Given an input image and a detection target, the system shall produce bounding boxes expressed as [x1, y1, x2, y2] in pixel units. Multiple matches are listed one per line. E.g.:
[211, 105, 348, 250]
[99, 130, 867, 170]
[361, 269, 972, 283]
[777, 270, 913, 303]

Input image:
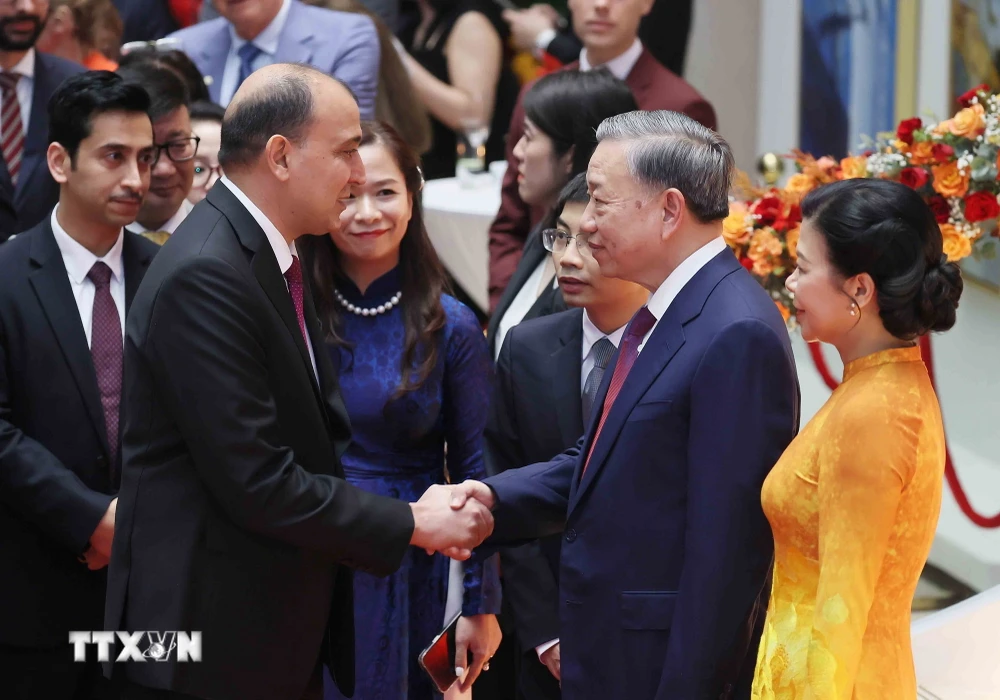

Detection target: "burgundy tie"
[581, 306, 657, 478]
[284, 256, 309, 348]
[0, 72, 24, 186]
[87, 262, 123, 472]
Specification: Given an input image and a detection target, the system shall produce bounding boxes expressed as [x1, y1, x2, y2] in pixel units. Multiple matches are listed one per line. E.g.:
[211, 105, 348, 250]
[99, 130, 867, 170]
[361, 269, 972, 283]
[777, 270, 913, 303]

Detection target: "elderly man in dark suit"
[0, 0, 84, 241]
[0, 72, 159, 700]
[486, 0, 715, 311]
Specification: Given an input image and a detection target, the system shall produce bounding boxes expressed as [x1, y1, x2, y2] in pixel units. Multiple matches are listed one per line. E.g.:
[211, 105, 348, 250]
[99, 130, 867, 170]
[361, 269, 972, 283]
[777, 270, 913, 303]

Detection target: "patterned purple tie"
[284, 256, 309, 348]
[581, 306, 657, 478]
[88, 262, 122, 471]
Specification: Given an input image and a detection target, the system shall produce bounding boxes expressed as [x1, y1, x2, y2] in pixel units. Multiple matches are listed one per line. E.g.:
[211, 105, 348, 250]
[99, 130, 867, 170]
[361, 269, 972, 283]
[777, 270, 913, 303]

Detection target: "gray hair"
[595, 110, 733, 222]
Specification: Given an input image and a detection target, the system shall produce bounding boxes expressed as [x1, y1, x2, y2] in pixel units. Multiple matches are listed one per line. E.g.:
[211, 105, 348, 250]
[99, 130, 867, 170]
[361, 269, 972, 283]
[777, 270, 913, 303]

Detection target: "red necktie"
[581, 306, 657, 478]
[283, 255, 309, 348]
[0, 72, 24, 186]
[88, 262, 123, 474]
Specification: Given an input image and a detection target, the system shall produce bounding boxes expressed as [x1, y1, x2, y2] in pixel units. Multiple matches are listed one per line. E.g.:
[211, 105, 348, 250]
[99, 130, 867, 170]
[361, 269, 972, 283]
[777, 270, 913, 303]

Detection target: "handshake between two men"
[408, 480, 497, 559]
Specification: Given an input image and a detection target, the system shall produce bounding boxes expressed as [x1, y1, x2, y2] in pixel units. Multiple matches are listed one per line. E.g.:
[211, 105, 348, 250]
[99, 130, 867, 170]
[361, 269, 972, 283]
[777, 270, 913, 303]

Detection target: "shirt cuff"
[535, 638, 559, 659]
[533, 28, 558, 58]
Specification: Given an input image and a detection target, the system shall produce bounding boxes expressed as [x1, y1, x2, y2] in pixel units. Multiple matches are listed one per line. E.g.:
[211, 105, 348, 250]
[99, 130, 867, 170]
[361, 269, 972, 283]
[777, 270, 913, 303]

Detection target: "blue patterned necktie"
[236, 43, 263, 92]
[582, 337, 616, 424]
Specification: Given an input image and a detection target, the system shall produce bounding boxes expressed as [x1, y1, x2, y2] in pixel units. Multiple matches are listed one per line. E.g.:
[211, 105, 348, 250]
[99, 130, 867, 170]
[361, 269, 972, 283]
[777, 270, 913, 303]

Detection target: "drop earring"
[850, 302, 858, 316]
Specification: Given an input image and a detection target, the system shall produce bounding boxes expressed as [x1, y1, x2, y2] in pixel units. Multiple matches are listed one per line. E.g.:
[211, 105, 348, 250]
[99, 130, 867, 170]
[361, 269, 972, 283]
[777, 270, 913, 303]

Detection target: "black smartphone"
[418, 611, 463, 693]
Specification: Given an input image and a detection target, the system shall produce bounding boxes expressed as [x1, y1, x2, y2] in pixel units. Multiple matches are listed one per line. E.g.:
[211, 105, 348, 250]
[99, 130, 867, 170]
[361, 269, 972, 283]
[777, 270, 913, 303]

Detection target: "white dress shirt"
[218, 0, 293, 106]
[50, 206, 126, 347]
[493, 257, 555, 362]
[125, 198, 193, 235]
[579, 38, 643, 80]
[1, 49, 35, 136]
[639, 237, 728, 354]
[219, 177, 318, 377]
[579, 310, 626, 392]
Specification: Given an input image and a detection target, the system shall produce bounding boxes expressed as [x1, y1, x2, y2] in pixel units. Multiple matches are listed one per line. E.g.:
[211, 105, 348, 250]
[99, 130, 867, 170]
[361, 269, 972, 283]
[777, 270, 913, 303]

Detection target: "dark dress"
[322, 268, 502, 699]
[400, 0, 519, 180]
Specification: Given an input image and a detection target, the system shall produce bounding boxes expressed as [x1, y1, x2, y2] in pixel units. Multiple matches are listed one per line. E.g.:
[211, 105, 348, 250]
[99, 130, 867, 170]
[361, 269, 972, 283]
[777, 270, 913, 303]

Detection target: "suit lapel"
[625, 50, 657, 107]
[274, 1, 316, 65]
[16, 53, 55, 206]
[569, 250, 742, 513]
[549, 314, 584, 445]
[27, 220, 109, 456]
[198, 27, 232, 104]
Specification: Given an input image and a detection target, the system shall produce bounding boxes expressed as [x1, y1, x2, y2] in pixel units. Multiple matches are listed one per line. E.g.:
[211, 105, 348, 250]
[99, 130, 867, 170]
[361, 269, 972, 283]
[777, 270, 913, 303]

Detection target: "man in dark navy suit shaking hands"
[452, 110, 800, 699]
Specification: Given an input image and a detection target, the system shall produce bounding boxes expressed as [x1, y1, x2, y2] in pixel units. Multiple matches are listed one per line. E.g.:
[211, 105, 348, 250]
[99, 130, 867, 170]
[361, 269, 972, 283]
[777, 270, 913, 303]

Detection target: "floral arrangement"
[727, 83, 1000, 321]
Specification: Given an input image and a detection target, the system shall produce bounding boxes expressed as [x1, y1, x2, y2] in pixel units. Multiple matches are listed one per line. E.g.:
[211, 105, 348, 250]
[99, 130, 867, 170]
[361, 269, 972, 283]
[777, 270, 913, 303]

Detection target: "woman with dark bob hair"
[487, 68, 637, 359]
[752, 178, 963, 700]
[298, 121, 501, 699]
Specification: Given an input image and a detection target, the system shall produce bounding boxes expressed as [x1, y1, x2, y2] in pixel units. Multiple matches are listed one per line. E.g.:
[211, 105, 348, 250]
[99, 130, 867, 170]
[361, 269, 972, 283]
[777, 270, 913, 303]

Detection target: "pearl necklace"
[334, 288, 402, 317]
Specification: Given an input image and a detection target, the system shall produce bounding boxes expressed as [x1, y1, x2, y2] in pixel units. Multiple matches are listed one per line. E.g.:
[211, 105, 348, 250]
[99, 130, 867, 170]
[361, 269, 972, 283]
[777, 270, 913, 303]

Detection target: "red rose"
[739, 257, 753, 271]
[927, 195, 950, 224]
[897, 117, 923, 145]
[773, 203, 802, 232]
[750, 196, 782, 226]
[932, 144, 955, 161]
[963, 191, 1000, 222]
[958, 83, 990, 108]
[899, 167, 929, 190]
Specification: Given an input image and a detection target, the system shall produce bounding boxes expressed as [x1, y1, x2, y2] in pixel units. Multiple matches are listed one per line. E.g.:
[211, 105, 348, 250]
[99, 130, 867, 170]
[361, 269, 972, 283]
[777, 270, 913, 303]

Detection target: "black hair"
[189, 100, 225, 124]
[218, 67, 322, 170]
[118, 49, 211, 103]
[801, 178, 964, 340]
[48, 70, 151, 162]
[117, 61, 189, 122]
[523, 68, 638, 175]
[545, 172, 590, 229]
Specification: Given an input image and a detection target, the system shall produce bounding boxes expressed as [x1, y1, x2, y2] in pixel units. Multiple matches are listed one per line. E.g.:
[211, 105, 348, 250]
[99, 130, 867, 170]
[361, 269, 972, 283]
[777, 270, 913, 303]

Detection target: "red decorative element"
[958, 83, 990, 108]
[928, 195, 950, 223]
[750, 195, 783, 226]
[807, 337, 1000, 528]
[899, 167, 929, 190]
[932, 144, 955, 161]
[897, 117, 923, 145]
[963, 191, 1000, 223]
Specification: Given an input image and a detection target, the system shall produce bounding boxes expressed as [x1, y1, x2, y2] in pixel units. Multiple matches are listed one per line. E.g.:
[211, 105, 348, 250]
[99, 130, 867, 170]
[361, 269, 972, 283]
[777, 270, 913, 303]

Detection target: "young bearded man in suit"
[452, 111, 800, 699]
[105, 64, 493, 700]
[0, 0, 85, 241]
[486, 0, 716, 311]
[0, 71, 159, 700]
[486, 172, 647, 699]
[168, 0, 380, 118]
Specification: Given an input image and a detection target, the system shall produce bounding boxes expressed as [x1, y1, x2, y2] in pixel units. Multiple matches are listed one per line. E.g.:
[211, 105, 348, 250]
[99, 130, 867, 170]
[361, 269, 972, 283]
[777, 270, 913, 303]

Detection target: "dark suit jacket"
[112, 0, 178, 43]
[483, 251, 800, 700]
[486, 50, 716, 311]
[0, 217, 158, 647]
[104, 184, 415, 700]
[485, 224, 566, 359]
[485, 309, 585, 694]
[0, 54, 85, 242]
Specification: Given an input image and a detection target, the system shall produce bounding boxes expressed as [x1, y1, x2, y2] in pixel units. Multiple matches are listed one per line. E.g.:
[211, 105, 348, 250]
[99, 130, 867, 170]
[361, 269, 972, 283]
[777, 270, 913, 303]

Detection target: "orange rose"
[839, 156, 867, 179]
[723, 203, 752, 247]
[785, 225, 800, 260]
[748, 229, 783, 276]
[945, 104, 986, 138]
[940, 224, 973, 262]
[931, 162, 970, 198]
[784, 173, 816, 201]
[909, 141, 935, 165]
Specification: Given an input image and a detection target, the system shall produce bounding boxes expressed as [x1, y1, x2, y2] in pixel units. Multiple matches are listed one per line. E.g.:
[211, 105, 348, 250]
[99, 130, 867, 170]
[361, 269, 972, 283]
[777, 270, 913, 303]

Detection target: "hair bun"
[916, 259, 963, 334]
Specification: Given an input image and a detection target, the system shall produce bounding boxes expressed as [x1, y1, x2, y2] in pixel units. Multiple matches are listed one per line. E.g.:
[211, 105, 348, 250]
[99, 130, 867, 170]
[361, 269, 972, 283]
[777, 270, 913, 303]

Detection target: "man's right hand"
[88, 497, 117, 558]
[540, 642, 561, 682]
[410, 485, 493, 559]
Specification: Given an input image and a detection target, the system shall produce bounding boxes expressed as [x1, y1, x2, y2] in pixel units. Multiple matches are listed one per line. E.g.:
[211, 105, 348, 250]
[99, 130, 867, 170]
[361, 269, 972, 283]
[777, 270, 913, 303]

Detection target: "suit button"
[565, 529, 577, 543]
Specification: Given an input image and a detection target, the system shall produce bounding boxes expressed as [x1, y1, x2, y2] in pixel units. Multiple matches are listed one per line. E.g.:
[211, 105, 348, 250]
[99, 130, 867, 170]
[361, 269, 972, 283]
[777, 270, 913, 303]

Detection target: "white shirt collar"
[50, 205, 125, 286]
[580, 309, 627, 361]
[579, 39, 643, 80]
[646, 237, 728, 322]
[127, 199, 193, 235]
[229, 0, 292, 55]
[220, 177, 296, 273]
[8, 49, 35, 79]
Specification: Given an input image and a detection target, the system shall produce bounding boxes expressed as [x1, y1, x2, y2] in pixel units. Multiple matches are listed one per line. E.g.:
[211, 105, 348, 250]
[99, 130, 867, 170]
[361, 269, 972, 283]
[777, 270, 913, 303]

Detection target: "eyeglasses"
[153, 136, 200, 166]
[542, 228, 593, 255]
[120, 38, 183, 56]
[193, 162, 223, 188]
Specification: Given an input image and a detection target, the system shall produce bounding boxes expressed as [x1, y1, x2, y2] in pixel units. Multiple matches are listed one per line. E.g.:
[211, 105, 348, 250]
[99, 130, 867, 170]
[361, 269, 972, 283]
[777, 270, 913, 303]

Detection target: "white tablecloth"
[422, 172, 504, 313]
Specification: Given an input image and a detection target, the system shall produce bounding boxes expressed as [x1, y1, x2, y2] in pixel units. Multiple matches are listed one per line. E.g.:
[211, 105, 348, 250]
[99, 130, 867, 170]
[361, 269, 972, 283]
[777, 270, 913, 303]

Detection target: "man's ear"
[659, 188, 684, 240]
[47, 142, 72, 184]
[264, 135, 292, 182]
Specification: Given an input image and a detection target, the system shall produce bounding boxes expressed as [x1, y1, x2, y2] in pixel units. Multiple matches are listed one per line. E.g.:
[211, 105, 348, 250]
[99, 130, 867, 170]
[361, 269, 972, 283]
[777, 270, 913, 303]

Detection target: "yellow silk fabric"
[752, 346, 945, 699]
